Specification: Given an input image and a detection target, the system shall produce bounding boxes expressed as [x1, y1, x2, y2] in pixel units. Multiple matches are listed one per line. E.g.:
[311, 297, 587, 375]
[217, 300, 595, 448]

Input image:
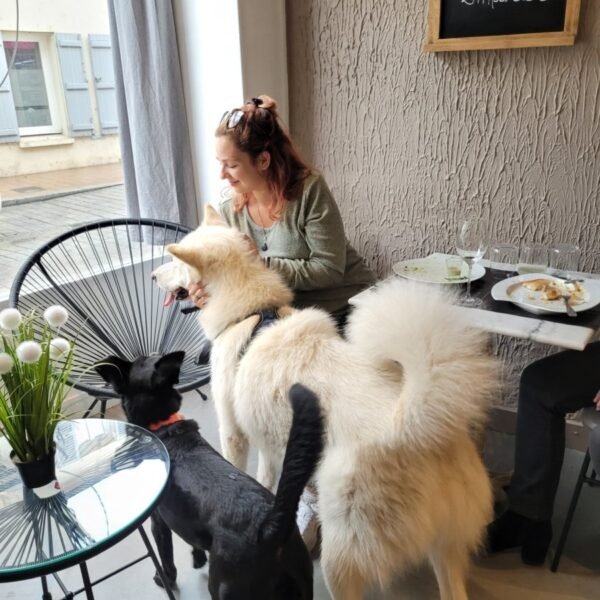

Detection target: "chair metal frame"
[9, 218, 210, 417]
[551, 410, 600, 572]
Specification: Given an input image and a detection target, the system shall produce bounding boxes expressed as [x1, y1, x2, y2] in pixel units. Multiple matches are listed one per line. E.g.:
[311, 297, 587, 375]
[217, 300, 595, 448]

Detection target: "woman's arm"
[270, 177, 347, 291]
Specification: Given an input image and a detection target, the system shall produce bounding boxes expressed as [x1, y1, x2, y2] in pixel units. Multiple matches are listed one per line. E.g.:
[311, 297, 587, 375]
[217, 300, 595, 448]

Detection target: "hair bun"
[256, 95, 277, 112]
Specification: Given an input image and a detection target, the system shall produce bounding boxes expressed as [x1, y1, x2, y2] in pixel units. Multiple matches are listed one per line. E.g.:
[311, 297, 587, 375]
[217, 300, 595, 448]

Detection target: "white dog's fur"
[152, 206, 497, 600]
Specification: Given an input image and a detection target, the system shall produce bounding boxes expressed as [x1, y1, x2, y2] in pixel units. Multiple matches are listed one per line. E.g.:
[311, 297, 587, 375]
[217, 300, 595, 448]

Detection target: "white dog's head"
[151, 205, 259, 307]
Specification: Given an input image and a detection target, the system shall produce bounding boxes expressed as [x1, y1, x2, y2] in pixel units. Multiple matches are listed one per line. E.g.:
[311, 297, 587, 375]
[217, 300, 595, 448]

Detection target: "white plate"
[491, 273, 600, 315]
[392, 255, 485, 284]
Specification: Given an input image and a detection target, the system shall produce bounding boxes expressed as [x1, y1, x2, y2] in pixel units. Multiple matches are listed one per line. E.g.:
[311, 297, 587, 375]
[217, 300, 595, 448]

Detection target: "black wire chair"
[550, 407, 600, 572]
[9, 218, 210, 417]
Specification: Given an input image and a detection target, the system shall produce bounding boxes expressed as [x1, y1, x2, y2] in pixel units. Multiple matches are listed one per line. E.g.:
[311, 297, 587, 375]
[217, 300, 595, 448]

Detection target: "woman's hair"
[216, 95, 312, 219]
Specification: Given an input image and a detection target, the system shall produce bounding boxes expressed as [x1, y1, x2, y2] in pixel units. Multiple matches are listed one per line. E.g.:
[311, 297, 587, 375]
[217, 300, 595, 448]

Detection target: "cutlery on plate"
[552, 273, 585, 284]
[561, 294, 577, 317]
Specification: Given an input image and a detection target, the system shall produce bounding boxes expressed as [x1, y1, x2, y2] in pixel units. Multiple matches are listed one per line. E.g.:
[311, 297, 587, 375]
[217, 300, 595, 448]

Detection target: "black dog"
[95, 351, 321, 599]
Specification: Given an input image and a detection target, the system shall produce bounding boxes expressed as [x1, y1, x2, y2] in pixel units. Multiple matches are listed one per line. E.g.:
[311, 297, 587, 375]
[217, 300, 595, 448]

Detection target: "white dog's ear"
[203, 204, 225, 226]
[166, 243, 197, 266]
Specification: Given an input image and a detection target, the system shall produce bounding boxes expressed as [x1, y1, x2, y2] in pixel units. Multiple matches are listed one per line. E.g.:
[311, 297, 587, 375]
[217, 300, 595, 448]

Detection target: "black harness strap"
[238, 308, 280, 360]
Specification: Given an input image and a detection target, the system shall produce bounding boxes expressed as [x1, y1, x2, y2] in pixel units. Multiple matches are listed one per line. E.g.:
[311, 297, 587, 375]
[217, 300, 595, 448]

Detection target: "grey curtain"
[108, 0, 199, 228]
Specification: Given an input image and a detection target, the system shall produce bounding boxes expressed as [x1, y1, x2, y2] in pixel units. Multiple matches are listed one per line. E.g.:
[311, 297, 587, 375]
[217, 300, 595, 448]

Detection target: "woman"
[188, 95, 375, 330]
[188, 95, 375, 550]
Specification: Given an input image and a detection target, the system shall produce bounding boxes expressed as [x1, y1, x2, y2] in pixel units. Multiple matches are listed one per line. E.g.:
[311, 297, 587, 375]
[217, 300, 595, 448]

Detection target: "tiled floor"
[2, 387, 598, 600]
[0, 185, 126, 303]
[0, 163, 123, 205]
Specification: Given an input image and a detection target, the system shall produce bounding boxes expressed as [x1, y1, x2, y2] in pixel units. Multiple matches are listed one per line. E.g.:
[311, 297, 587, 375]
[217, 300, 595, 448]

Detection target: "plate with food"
[491, 273, 600, 315]
[392, 255, 485, 285]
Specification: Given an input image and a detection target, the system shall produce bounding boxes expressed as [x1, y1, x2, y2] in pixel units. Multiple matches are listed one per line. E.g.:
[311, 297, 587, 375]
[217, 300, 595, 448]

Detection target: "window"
[3, 33, 62, 136]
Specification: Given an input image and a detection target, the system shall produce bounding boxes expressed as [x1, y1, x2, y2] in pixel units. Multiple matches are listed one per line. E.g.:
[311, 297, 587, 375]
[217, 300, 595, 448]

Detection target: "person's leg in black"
[488, 342, 600, 564]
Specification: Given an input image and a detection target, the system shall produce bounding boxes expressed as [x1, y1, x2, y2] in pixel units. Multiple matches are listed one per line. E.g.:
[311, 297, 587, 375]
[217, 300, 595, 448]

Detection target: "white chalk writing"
[460, 0, 549, 7]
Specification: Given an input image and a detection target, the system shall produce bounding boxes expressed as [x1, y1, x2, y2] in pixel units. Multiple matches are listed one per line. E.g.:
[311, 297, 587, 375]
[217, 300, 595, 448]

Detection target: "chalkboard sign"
[425, 0, 581, 52]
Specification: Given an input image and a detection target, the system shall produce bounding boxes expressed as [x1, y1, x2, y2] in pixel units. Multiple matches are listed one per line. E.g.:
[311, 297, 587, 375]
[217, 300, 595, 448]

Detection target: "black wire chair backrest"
[9, 219, 210, 397]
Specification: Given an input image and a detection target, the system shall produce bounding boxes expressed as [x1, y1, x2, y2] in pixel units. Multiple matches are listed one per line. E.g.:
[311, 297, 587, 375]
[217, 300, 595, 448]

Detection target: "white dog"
[152, 206, 497, 600]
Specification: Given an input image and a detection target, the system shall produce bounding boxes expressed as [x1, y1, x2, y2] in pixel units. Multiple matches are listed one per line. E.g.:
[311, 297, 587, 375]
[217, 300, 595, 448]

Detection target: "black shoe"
[521, 519, 552, 565]
[487, 509, 552, 565]
[487, 509, 528, 553]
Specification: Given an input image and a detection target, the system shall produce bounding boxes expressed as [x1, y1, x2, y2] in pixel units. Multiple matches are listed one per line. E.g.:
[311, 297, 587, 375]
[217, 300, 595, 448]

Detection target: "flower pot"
[11, 449, 57, 489]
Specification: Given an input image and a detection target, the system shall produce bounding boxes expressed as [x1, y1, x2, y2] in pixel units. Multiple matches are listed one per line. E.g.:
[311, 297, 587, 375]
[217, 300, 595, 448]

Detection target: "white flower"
[49, 337, 71, 360]
[44, 305, 69, 328]
[0, 352, 13, 374]
[16, 341, 43, 364]
[0, 308, 22, 331]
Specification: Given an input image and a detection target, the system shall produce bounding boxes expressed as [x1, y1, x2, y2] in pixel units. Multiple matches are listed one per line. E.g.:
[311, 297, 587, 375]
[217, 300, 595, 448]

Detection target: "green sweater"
[219, 174, 376, 312]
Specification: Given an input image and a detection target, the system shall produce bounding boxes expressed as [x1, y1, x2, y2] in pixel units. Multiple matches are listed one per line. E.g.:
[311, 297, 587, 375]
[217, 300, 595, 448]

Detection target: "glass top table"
[0, 419, 170, 589]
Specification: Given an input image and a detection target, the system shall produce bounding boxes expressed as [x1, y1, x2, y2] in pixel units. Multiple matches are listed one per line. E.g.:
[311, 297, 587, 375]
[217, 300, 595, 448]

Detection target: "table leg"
[40, 575, 53, 600]
[138, 526, 176, 600]
[79, 562, 94, 600]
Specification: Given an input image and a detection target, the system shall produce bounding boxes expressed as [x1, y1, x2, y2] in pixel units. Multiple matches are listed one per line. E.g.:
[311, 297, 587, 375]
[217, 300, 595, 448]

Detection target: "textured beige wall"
[287, 0, 600, 408]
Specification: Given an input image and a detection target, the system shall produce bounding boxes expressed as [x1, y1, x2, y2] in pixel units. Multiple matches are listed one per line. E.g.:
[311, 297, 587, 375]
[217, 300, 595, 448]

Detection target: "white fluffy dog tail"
[346, 278, 498, 449]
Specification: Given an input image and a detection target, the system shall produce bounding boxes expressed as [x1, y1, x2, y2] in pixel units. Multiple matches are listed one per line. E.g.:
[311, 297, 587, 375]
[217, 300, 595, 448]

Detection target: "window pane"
[3, 41, 52, 128]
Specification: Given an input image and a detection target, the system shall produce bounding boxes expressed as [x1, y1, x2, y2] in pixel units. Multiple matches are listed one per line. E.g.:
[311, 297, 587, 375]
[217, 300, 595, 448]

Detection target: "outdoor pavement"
[0, 184, 126, 303]
[0, 163, 123, 206]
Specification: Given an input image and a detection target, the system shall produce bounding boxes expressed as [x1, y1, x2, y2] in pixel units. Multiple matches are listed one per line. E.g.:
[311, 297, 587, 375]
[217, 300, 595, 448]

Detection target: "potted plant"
[0, 305, 74, 488]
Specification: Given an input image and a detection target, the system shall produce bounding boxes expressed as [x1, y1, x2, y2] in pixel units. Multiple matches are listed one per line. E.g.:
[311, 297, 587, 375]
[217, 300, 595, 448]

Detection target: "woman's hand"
[188, 282, 208, 309]
[243, 234, 259, 257]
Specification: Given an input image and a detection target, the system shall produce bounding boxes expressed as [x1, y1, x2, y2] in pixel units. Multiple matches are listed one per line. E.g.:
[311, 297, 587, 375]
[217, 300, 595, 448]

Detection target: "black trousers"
[508, 341, 600, 521]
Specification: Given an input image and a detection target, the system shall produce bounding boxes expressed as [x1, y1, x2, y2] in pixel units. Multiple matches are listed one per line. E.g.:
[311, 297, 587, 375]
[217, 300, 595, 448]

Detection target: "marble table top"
[350, 254, 600, 351]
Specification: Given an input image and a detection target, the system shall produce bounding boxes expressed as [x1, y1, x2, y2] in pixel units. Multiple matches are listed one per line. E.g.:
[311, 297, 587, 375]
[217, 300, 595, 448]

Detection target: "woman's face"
[216, 136, 267, 195]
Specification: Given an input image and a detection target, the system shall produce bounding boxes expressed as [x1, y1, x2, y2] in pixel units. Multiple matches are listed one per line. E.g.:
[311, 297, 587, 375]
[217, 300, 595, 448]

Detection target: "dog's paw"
[153, 568, 177, 589]
[192, 548, 208, 569]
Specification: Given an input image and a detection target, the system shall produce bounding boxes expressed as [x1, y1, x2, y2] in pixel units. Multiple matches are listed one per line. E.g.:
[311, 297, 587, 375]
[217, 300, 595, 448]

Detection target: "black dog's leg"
[151, 513, 177, 588]
[192, 547, 207, 569]
[284, 535, 314, 600]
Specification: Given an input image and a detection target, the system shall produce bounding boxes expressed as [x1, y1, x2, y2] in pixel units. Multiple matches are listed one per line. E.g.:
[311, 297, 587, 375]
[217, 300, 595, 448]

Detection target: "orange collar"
[148, 412, 184, 432]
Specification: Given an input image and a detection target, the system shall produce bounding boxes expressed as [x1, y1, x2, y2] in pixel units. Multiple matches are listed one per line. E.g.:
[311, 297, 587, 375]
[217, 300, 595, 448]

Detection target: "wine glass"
[455, 218, 488, 307]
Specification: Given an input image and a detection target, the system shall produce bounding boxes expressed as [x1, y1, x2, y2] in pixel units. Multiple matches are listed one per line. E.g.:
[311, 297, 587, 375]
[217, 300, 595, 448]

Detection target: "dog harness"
[238, 308, 280, 360]
[195, 308, 281, 365]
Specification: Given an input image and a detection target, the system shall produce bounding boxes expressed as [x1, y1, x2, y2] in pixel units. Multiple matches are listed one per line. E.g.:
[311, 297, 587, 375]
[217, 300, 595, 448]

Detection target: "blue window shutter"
[0, 36, 19, 142]
[55, 33, 93, 137]
[88, 34, 118, 134]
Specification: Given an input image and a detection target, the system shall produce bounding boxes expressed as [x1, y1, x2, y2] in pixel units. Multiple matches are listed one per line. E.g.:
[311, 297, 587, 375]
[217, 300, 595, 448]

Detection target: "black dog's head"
[95, 352, 185, 428]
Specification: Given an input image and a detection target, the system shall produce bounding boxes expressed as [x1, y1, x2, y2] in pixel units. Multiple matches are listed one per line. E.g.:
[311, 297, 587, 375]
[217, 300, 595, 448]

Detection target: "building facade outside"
[0, 0, 120, 177]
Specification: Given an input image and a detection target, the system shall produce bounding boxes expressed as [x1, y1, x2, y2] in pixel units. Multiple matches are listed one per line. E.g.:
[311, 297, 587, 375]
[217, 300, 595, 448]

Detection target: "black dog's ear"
[153, 351, 185, 388]
[95, 356, 132, 392]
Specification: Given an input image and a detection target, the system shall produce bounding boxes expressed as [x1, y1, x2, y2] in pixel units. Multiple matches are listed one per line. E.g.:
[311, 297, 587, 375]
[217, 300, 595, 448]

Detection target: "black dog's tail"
[260, 383, 324, 548]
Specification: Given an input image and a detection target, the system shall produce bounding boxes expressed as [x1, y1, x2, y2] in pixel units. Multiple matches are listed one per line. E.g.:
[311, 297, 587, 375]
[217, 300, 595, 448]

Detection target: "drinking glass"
[517, 244, 548, 275]
[455, 217, 488, 307]
[549, 243, 581, 279]
[490, 243, 518, 277]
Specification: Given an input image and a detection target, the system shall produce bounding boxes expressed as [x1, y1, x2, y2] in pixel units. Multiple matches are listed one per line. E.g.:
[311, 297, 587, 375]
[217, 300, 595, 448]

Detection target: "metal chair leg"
[82, 397, 109, 419]
[195, 387, 208, 401]
[551, 450, 591, 572]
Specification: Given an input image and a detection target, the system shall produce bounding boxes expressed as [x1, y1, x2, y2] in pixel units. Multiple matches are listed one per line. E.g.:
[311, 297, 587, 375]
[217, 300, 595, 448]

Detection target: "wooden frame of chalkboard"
[425, 0, 581, 52]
